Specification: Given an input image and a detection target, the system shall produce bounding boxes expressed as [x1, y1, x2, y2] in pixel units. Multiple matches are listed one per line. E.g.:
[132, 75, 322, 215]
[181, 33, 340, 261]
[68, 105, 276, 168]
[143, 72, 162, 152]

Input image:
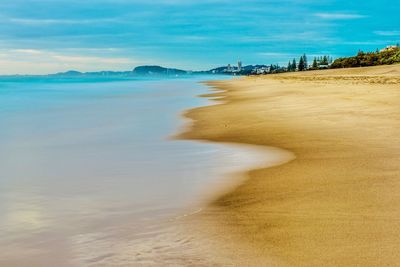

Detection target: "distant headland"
[1, 45, 398, 78]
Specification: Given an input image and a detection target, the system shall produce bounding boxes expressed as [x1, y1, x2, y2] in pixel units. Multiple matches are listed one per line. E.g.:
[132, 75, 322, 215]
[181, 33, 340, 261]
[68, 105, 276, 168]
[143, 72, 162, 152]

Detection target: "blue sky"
[0, 0, 399, 74]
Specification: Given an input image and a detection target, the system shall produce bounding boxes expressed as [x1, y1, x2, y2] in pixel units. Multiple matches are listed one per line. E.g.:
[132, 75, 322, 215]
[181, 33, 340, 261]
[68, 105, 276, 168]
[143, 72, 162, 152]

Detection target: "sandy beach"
[179, 64, 400, 266]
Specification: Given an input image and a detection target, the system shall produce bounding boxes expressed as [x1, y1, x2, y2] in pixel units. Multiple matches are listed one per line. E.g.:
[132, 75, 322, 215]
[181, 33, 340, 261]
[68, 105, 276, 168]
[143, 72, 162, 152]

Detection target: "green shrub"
[331, 46, 400, 68]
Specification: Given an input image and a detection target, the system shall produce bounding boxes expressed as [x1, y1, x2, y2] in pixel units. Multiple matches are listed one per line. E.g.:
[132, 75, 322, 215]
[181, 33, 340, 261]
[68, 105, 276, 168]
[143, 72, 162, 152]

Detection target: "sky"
[0, 0, 399, 74]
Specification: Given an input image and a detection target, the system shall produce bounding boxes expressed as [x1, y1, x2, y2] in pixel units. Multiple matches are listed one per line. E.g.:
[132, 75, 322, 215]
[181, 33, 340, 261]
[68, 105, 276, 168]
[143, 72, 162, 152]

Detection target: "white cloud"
[240, 32, 338, 44]
[11, 49, 43, 54]
[342, 40, 398, 45]
[0, 49, 143, 75]
[180, 35, 209, 41]
[374, 31, 400, 36]
[258, 52, 294, 57]
[314, 13, 366, 20]
[52, 55, 134, 64]
[9, 17, 118, 25]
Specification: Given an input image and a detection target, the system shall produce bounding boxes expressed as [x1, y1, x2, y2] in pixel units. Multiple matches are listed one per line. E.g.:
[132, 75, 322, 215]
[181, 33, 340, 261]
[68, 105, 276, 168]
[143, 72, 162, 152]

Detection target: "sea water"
[0, 76, 287, 266]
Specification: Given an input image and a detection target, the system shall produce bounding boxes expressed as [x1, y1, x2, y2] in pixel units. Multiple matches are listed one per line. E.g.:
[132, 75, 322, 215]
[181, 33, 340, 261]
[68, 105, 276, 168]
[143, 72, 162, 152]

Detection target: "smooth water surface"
[0, 76, 279, 266]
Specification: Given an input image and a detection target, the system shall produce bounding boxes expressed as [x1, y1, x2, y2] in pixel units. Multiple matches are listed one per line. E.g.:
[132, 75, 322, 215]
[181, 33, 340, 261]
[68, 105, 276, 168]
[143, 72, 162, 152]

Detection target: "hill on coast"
[331, 45, 400, 68]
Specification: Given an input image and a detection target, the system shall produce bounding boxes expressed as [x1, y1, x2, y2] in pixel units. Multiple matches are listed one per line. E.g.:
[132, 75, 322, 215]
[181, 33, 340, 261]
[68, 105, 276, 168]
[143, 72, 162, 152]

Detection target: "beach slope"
[179, 64, 400, 266]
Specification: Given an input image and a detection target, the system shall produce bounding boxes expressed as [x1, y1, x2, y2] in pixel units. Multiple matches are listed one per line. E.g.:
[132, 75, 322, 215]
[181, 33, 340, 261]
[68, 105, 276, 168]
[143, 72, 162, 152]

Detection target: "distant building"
[253, 66, 271, 74]
[224, 61, 243, 73]
[313, 56, 333, 69]
[318, 64, 329, 69]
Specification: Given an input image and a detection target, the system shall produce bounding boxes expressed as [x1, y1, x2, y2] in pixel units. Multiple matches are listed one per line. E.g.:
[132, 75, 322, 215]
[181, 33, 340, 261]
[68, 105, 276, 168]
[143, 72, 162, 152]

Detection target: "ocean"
[0, 76, 273, 266]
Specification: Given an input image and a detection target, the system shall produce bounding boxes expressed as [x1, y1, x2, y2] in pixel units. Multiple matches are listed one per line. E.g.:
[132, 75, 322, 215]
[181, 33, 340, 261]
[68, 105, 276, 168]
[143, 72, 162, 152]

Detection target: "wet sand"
[179, 64, 400, 266]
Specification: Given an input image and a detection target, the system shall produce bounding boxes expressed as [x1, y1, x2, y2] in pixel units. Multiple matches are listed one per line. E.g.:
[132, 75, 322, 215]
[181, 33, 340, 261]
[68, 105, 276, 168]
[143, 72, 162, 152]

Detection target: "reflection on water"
[0, 77, 290, 266]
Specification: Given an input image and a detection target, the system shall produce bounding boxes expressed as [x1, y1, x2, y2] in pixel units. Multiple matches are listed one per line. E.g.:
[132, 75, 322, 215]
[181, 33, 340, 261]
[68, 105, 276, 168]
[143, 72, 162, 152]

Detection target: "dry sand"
[178, 64, 400, 266]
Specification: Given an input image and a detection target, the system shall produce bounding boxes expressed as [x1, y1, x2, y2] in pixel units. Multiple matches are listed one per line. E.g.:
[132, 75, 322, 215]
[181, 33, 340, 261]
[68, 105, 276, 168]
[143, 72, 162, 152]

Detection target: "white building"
[253, 66, 271, 74]
[224, 61, 243, 73]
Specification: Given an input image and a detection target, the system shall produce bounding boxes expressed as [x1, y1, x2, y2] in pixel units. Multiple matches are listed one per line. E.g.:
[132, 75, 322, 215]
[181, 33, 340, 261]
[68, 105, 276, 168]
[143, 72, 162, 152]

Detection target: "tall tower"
[238, 60, 242, 72]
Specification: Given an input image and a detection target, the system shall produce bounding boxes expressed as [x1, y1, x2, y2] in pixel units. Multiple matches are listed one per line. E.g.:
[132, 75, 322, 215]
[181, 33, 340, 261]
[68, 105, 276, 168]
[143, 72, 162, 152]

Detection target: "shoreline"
[173, 80, 296, 209]
[175, 81, 297, 207]
[178, 64, 400, 266]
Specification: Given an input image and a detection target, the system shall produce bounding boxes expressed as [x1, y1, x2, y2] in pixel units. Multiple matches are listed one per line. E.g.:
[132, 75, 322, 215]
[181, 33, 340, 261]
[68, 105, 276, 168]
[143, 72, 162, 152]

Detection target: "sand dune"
[179, 64, 400, 266]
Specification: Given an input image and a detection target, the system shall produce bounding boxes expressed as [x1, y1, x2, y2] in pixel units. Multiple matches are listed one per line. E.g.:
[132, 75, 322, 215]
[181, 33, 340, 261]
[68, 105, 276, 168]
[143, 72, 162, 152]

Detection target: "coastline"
[178, 64, 400, 266]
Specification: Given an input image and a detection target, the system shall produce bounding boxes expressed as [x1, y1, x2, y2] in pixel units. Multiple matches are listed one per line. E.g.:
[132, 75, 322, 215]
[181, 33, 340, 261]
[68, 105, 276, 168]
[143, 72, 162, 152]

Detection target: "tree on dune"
[303, 53, 308, 70]
[298, 56, 305, 71]
[312, 58, 318, 69]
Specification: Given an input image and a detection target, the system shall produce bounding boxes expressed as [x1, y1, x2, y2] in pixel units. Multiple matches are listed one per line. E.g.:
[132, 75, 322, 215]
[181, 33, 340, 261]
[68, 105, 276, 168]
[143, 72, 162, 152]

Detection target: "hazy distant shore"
[179, 64, 400, 266]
